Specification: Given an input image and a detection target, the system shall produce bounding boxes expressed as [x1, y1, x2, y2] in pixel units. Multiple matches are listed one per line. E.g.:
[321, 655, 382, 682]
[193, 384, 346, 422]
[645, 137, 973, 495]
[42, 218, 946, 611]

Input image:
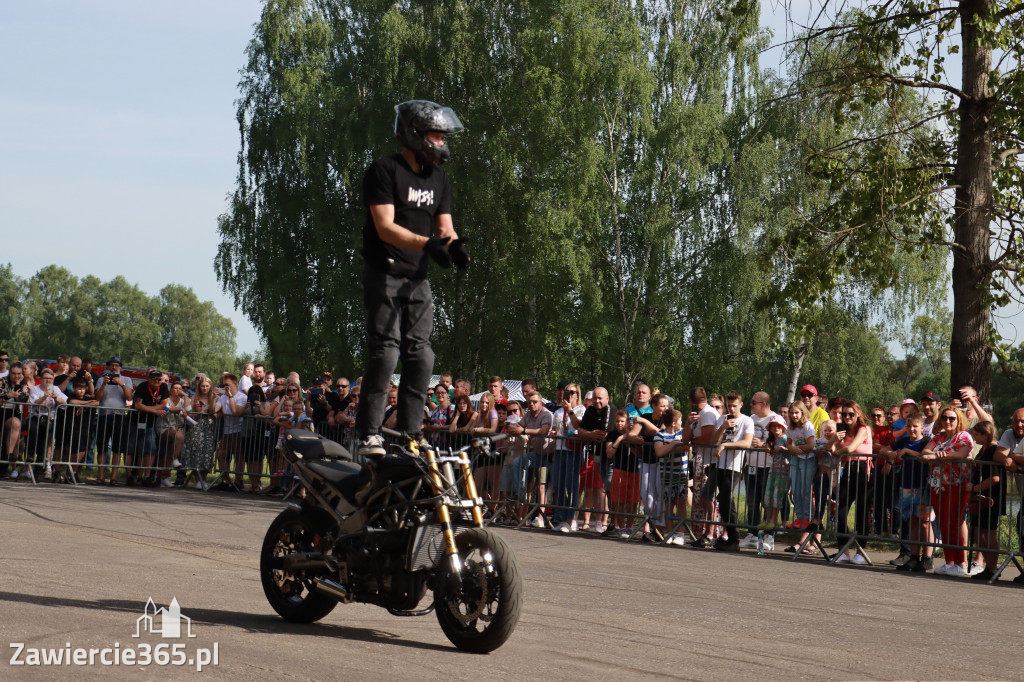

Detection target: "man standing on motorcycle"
[355, 100, 470, 457]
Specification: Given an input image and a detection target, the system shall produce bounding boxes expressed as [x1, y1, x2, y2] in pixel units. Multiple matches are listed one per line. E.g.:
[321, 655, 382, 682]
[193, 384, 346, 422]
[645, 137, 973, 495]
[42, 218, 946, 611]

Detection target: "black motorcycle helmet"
[394, 100, 464, 167]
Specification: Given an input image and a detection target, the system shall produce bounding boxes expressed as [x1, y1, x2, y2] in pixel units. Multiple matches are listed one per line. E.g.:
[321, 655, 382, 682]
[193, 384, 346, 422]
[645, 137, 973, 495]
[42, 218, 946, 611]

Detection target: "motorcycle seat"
[283, 429, 351, 461]
[307, 459, 366, 501]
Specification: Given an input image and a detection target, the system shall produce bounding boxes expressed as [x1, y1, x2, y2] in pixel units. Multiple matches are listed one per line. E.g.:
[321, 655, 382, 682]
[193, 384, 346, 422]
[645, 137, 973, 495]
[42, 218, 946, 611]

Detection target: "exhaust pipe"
[314, 577, 351, 603]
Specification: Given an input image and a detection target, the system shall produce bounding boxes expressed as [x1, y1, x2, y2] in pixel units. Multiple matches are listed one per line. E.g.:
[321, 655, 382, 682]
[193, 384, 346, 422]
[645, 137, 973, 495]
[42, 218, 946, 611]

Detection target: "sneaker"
[594, 522, 606, 535]
[358, 434, 386, 457]
[555, 521, 573, 533]
[920, 557, 934, 571]
[762, 535, 775, 551]
[641, 531, 658, 543]
[530, 516, 545, 529]
[835, 552, 851, 564]
[159, 478, 174, 488]
[44, 468, 53, 481]
[889, 553, 911, 567]
[897, 557, 919, 572]
[972, 568, 996, 581]
[738, 533, 759, 550]
[9, 470, 18, 480]
[172, 458, 182, 468]
[689, 535, 711, 548]
[966, 561, 984, 576]
[945, 564, 966, 577]
[713, 538, 739, 552]
[934, 562, 950, 575]
[851, 553, 867, 565]
[618, 529, 632, 539]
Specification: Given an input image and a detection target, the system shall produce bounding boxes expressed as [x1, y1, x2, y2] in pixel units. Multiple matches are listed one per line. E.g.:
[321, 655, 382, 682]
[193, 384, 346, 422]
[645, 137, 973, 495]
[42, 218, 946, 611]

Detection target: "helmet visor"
[425, 106, 464, 134]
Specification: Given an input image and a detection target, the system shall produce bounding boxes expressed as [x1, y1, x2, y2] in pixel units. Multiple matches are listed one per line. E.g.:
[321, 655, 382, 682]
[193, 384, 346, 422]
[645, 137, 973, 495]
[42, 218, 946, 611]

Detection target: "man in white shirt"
[0, 351, 10, 380]
[919, 390, 941, 439]
[710, 390, 754, 551]
[682, 386, 724, 548]
[28, 368, 68, 480]
[214, 373, 249, 490]
[738, 391, 776, 550]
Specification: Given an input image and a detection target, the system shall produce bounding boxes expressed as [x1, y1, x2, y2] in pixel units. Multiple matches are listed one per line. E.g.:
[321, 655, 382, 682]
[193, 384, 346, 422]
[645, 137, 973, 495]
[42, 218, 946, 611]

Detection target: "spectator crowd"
[2, 349, 1023, 583]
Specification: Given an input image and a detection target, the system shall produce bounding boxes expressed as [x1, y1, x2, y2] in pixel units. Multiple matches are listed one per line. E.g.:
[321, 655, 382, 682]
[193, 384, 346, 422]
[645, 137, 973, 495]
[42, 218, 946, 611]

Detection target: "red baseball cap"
[799, 385, 818, 397]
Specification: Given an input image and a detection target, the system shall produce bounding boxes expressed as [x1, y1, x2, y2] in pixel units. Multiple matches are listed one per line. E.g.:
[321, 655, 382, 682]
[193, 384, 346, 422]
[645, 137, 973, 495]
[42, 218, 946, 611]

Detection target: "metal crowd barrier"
[4, 406, 1023, 582]
[466, 433, 1024, 582]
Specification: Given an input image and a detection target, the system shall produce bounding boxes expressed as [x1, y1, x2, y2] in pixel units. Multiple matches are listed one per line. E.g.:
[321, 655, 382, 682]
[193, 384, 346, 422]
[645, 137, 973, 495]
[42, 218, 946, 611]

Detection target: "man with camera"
[94, 356, 133, 485]
[354, 99, 470, 457]
[57, 356, 95, 398]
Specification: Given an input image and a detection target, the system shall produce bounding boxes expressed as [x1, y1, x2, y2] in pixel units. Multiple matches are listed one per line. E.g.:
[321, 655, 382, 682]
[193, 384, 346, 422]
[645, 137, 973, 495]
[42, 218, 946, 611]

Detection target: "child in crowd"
[881, 414, 932, 571]
[606, 410, 640, 537]
[757, 415, 789, 539]
[654, 409, 689, 545]
[56, 377, 97, 482]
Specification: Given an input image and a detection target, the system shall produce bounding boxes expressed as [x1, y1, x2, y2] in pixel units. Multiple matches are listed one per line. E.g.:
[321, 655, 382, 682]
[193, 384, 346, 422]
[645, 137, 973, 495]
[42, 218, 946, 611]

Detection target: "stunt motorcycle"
[260, 426, 522, 653]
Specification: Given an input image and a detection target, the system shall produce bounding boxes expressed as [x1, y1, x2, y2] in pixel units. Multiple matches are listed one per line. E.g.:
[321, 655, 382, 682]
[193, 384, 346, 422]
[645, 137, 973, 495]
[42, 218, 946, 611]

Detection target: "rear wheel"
[434, 528, 522, 653]
[260, 508, 337, 623]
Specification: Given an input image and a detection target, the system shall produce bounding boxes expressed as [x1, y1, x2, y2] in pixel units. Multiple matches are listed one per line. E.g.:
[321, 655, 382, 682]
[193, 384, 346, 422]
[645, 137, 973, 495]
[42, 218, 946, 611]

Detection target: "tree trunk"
[951, 0, 994, 402]
[785, 335, 807, 405]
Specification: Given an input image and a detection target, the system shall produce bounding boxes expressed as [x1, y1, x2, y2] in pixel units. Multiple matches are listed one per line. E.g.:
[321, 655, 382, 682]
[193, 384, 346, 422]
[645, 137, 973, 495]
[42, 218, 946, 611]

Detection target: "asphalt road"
[2, 482, 1023, 681]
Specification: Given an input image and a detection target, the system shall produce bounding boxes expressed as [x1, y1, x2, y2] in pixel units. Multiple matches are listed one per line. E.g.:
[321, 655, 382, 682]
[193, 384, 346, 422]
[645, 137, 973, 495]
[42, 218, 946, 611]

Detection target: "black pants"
[837, 460, 871, 543]
[743, 467, 769, 527]
[715, 468, 741, 540]
[355, 267, 435, 436]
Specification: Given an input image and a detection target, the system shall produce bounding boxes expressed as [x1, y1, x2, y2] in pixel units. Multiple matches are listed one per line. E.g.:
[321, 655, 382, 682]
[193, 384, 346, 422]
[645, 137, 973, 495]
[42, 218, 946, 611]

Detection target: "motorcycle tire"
[434, 527, 522, 653]
[260, 508, 337, 623]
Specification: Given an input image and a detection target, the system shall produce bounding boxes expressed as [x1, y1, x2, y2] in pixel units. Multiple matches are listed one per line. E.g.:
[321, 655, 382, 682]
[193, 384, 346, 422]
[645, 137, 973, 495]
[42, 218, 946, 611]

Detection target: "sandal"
[579, 524, 590, 531]
[784, 544, 800, 553]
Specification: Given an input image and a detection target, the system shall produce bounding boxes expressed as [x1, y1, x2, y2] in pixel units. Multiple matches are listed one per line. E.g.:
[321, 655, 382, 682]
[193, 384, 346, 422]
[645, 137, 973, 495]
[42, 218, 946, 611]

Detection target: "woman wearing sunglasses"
[833, 400, 873, 564]
[921, 404, 975, 576]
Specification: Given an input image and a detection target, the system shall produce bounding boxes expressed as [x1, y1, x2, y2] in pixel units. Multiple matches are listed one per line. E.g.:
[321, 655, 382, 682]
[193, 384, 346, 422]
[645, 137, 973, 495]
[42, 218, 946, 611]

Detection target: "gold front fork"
[459, 449, 485, 527]
[419, 443, 460, 555]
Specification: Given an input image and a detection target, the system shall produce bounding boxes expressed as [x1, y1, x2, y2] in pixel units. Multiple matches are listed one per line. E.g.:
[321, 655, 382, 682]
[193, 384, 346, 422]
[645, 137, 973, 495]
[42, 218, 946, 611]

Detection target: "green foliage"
[764, 0, 1024, 401]
[0, 264, 238, 378]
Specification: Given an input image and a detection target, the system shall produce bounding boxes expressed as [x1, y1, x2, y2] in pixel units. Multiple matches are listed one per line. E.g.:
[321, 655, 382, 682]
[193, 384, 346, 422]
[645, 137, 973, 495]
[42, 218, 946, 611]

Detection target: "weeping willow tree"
[217, 0, 942, 400]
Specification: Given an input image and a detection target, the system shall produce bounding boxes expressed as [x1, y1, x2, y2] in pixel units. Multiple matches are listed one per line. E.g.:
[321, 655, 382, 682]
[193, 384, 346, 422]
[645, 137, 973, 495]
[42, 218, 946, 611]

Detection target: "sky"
[3, 2, 1019, 356]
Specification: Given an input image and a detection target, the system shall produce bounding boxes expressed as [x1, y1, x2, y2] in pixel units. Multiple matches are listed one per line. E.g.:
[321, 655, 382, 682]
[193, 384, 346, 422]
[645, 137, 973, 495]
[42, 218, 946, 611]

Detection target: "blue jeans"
[513, 451, 544, 501]
[790, 456, 816, 521]
[550, 449, 583, 524]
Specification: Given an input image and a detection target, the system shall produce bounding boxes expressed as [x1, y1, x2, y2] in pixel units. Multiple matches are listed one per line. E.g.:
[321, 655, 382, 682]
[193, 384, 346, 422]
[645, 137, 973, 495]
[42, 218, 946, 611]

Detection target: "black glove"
[450, 238, 471, 269]
[424, 237, 452, 268]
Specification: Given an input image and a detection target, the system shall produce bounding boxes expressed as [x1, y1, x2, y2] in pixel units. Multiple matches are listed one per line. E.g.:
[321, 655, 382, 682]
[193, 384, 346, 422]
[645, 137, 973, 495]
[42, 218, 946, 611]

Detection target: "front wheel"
[260, 508, 337, 623]
[434, 528, 522, 653]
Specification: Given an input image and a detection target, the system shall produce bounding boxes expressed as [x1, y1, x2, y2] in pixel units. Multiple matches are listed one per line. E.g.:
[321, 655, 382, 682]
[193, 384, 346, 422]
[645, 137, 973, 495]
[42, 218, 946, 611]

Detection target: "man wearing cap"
[799, 385, 830, 436]
[919, 391, 941, 439]
[128, 368, 169, 486]
[93, 357, 134, 485]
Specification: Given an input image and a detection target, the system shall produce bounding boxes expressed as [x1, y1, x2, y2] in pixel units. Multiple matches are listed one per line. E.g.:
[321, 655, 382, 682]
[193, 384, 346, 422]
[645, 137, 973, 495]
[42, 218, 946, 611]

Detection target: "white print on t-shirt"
[407, 187, 435, 207]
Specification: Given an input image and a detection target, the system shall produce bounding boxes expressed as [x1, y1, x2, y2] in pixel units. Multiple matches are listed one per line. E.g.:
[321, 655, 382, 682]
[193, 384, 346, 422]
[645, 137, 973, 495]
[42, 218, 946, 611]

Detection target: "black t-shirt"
[362, 154, 452, 279]
[639, 413, 670, 464]
[326, 391, 351, 414]
[580, 404, 616, 433]
[971, 444, 1007, 515]
[309, 392, 331, 423]
[605, 428, 638, 472]
[134, 382, 170, 428]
